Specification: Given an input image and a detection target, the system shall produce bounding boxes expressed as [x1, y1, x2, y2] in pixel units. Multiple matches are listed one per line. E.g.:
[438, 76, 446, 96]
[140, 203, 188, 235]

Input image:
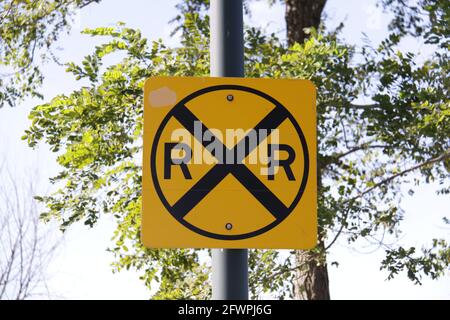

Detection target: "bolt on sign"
[142, 77, 317, 249]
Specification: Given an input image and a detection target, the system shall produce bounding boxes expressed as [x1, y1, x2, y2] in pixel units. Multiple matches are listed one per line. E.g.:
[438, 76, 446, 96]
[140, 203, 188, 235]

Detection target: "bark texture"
[293, 240, 330, 300]
[285, 0, 330, 300]
[285, 0, 327, 45]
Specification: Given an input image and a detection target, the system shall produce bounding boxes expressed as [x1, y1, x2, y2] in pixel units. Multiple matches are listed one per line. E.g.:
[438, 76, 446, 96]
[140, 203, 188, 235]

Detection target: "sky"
[0, 0, 448, 299]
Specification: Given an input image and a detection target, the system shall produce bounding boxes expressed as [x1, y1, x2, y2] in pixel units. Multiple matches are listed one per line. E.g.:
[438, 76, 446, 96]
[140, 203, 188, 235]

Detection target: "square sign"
[142, 77, 316, 249]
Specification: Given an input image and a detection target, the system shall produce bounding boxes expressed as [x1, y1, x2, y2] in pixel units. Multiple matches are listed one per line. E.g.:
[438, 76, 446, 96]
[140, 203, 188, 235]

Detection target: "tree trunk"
[284, 0, 330, 300]
[293, 240, 330, 300]
[285, 0, 327, 45]
[292, 163, 330, 300]
[292, 161, 330, 300]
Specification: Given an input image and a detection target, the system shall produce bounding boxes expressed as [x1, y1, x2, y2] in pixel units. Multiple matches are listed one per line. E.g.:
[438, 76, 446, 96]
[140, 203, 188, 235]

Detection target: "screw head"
[225, 223, 233, 230]
[226, 94, 234, 102]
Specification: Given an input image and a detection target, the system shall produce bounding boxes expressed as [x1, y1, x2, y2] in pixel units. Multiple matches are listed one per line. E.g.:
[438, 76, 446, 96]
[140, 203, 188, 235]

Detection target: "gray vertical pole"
[210, 0, 248, 300]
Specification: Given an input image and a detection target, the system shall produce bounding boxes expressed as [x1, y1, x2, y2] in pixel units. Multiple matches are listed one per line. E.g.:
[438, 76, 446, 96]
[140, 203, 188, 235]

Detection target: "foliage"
[381, 0, 449, 49]
[23, 0, 449, 298]
[0, 0, 100, 107]
[381, 239, 450, 284]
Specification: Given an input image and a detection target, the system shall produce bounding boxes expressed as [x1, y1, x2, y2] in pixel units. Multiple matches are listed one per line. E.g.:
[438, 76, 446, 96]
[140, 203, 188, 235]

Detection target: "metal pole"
[210, 0, 248, 300]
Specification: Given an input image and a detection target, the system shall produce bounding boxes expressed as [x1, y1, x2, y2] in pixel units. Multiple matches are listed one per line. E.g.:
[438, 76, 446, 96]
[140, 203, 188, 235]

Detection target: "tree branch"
[350, 149, 450, 203]
[322, 143, 391, 167]
[325, 149, 450, 250]
[325, 203, 353, 251]
[350, 103, 382, 110]
[336, 144, 391, 160]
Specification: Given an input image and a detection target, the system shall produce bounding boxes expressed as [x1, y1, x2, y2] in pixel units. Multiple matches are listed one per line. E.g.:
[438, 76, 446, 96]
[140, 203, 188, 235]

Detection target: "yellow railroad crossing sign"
[142, 77, 316, 249]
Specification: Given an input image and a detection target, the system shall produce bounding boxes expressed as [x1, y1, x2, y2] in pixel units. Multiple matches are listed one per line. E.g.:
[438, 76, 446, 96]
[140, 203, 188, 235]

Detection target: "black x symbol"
[170, 104, 291, 221]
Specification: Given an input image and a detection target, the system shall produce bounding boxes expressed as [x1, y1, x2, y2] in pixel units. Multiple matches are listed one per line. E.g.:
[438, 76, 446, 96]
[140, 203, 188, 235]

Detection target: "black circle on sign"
[150, 85, 309, 240]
